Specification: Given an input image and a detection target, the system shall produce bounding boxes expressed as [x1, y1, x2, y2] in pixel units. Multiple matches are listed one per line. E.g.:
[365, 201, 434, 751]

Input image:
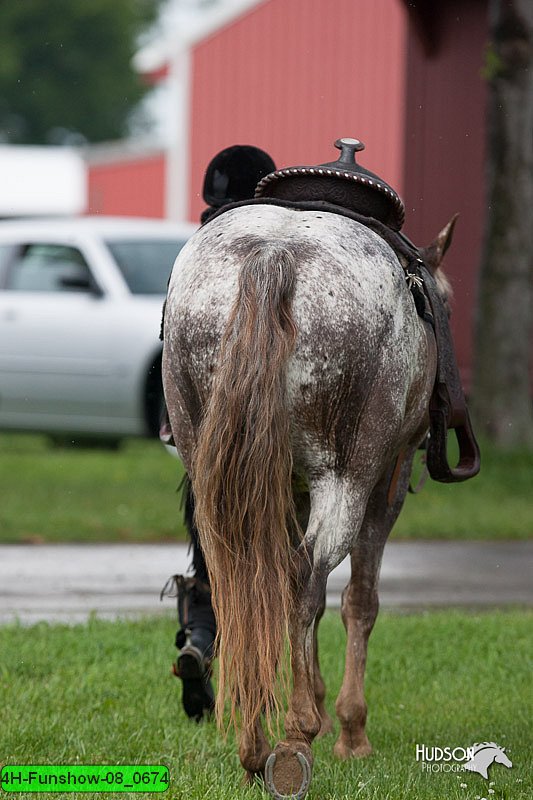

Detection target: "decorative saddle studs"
[255, 136, 405, 230]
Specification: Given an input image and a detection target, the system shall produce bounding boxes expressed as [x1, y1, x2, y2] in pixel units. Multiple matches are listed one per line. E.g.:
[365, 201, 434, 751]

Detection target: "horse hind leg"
[265, 475, 370, 799]
[292, 489, 333, 738]
[333, 542, 380, 759]
[246, 592, 319, 798]
[262, 597, 333, 797]
[264, 605, 317, 800]
[334, 450, 416, 760]
[313, 591, 334, 737]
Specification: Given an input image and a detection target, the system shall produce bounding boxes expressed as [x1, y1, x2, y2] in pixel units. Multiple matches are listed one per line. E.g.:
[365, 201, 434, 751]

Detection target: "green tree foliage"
[0, 0, 162, 144]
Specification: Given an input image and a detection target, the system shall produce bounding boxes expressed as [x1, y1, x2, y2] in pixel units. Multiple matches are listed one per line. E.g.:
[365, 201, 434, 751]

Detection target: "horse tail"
[192, 241, 299, 733]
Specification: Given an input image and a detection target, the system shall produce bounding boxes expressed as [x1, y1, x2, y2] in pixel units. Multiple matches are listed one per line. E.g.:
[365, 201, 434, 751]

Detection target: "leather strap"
[387, 451, 407, 507]
[418, 265, 480, 482]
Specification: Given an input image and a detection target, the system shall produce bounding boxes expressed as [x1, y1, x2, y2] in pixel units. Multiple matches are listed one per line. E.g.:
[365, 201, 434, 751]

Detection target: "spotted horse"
[162, 139, 480, 798]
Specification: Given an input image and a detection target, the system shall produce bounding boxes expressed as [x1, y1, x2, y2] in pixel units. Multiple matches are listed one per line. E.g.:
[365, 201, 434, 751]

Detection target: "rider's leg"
[173, 480, 216, 720]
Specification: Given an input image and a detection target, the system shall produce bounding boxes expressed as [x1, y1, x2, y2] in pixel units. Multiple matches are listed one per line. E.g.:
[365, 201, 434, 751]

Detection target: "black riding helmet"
[202, 144, 276, 208]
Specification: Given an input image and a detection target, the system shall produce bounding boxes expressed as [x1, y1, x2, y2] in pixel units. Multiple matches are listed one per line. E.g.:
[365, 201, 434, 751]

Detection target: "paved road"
[0, 541, 531, 624]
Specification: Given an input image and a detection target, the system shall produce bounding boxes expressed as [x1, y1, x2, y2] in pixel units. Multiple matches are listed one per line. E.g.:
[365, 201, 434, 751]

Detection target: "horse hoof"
[333, 737, 373, 760]
[264, 744, 312, 800]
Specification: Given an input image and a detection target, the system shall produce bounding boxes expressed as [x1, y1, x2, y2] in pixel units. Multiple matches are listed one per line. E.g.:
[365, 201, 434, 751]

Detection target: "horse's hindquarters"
[164, 205, 432, 474]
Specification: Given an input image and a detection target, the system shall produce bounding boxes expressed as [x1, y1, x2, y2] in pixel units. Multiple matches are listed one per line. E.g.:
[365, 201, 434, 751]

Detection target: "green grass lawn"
[0, 434, 187, 543]
[0, 433, 531, 542]
[392, 442, 533, 539]
[0, 610, 530, 799]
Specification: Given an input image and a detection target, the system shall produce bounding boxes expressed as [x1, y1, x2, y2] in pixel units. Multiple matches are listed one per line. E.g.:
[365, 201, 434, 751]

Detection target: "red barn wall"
[83, 0, 489, 385]
[403, 0, 489, 384]
[188, 0, 408, 221]
[87, 154, 166, 218]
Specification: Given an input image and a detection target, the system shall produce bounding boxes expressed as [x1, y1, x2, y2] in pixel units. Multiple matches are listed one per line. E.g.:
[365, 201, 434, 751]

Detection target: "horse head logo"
[463, 742, 512, 779]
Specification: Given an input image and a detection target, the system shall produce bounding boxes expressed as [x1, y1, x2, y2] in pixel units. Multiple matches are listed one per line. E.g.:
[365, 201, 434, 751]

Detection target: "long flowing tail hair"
[192, 241, 299, 733]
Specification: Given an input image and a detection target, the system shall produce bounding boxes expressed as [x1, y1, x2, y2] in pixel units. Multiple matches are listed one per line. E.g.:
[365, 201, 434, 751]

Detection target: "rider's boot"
[171, 576, 216, 721]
